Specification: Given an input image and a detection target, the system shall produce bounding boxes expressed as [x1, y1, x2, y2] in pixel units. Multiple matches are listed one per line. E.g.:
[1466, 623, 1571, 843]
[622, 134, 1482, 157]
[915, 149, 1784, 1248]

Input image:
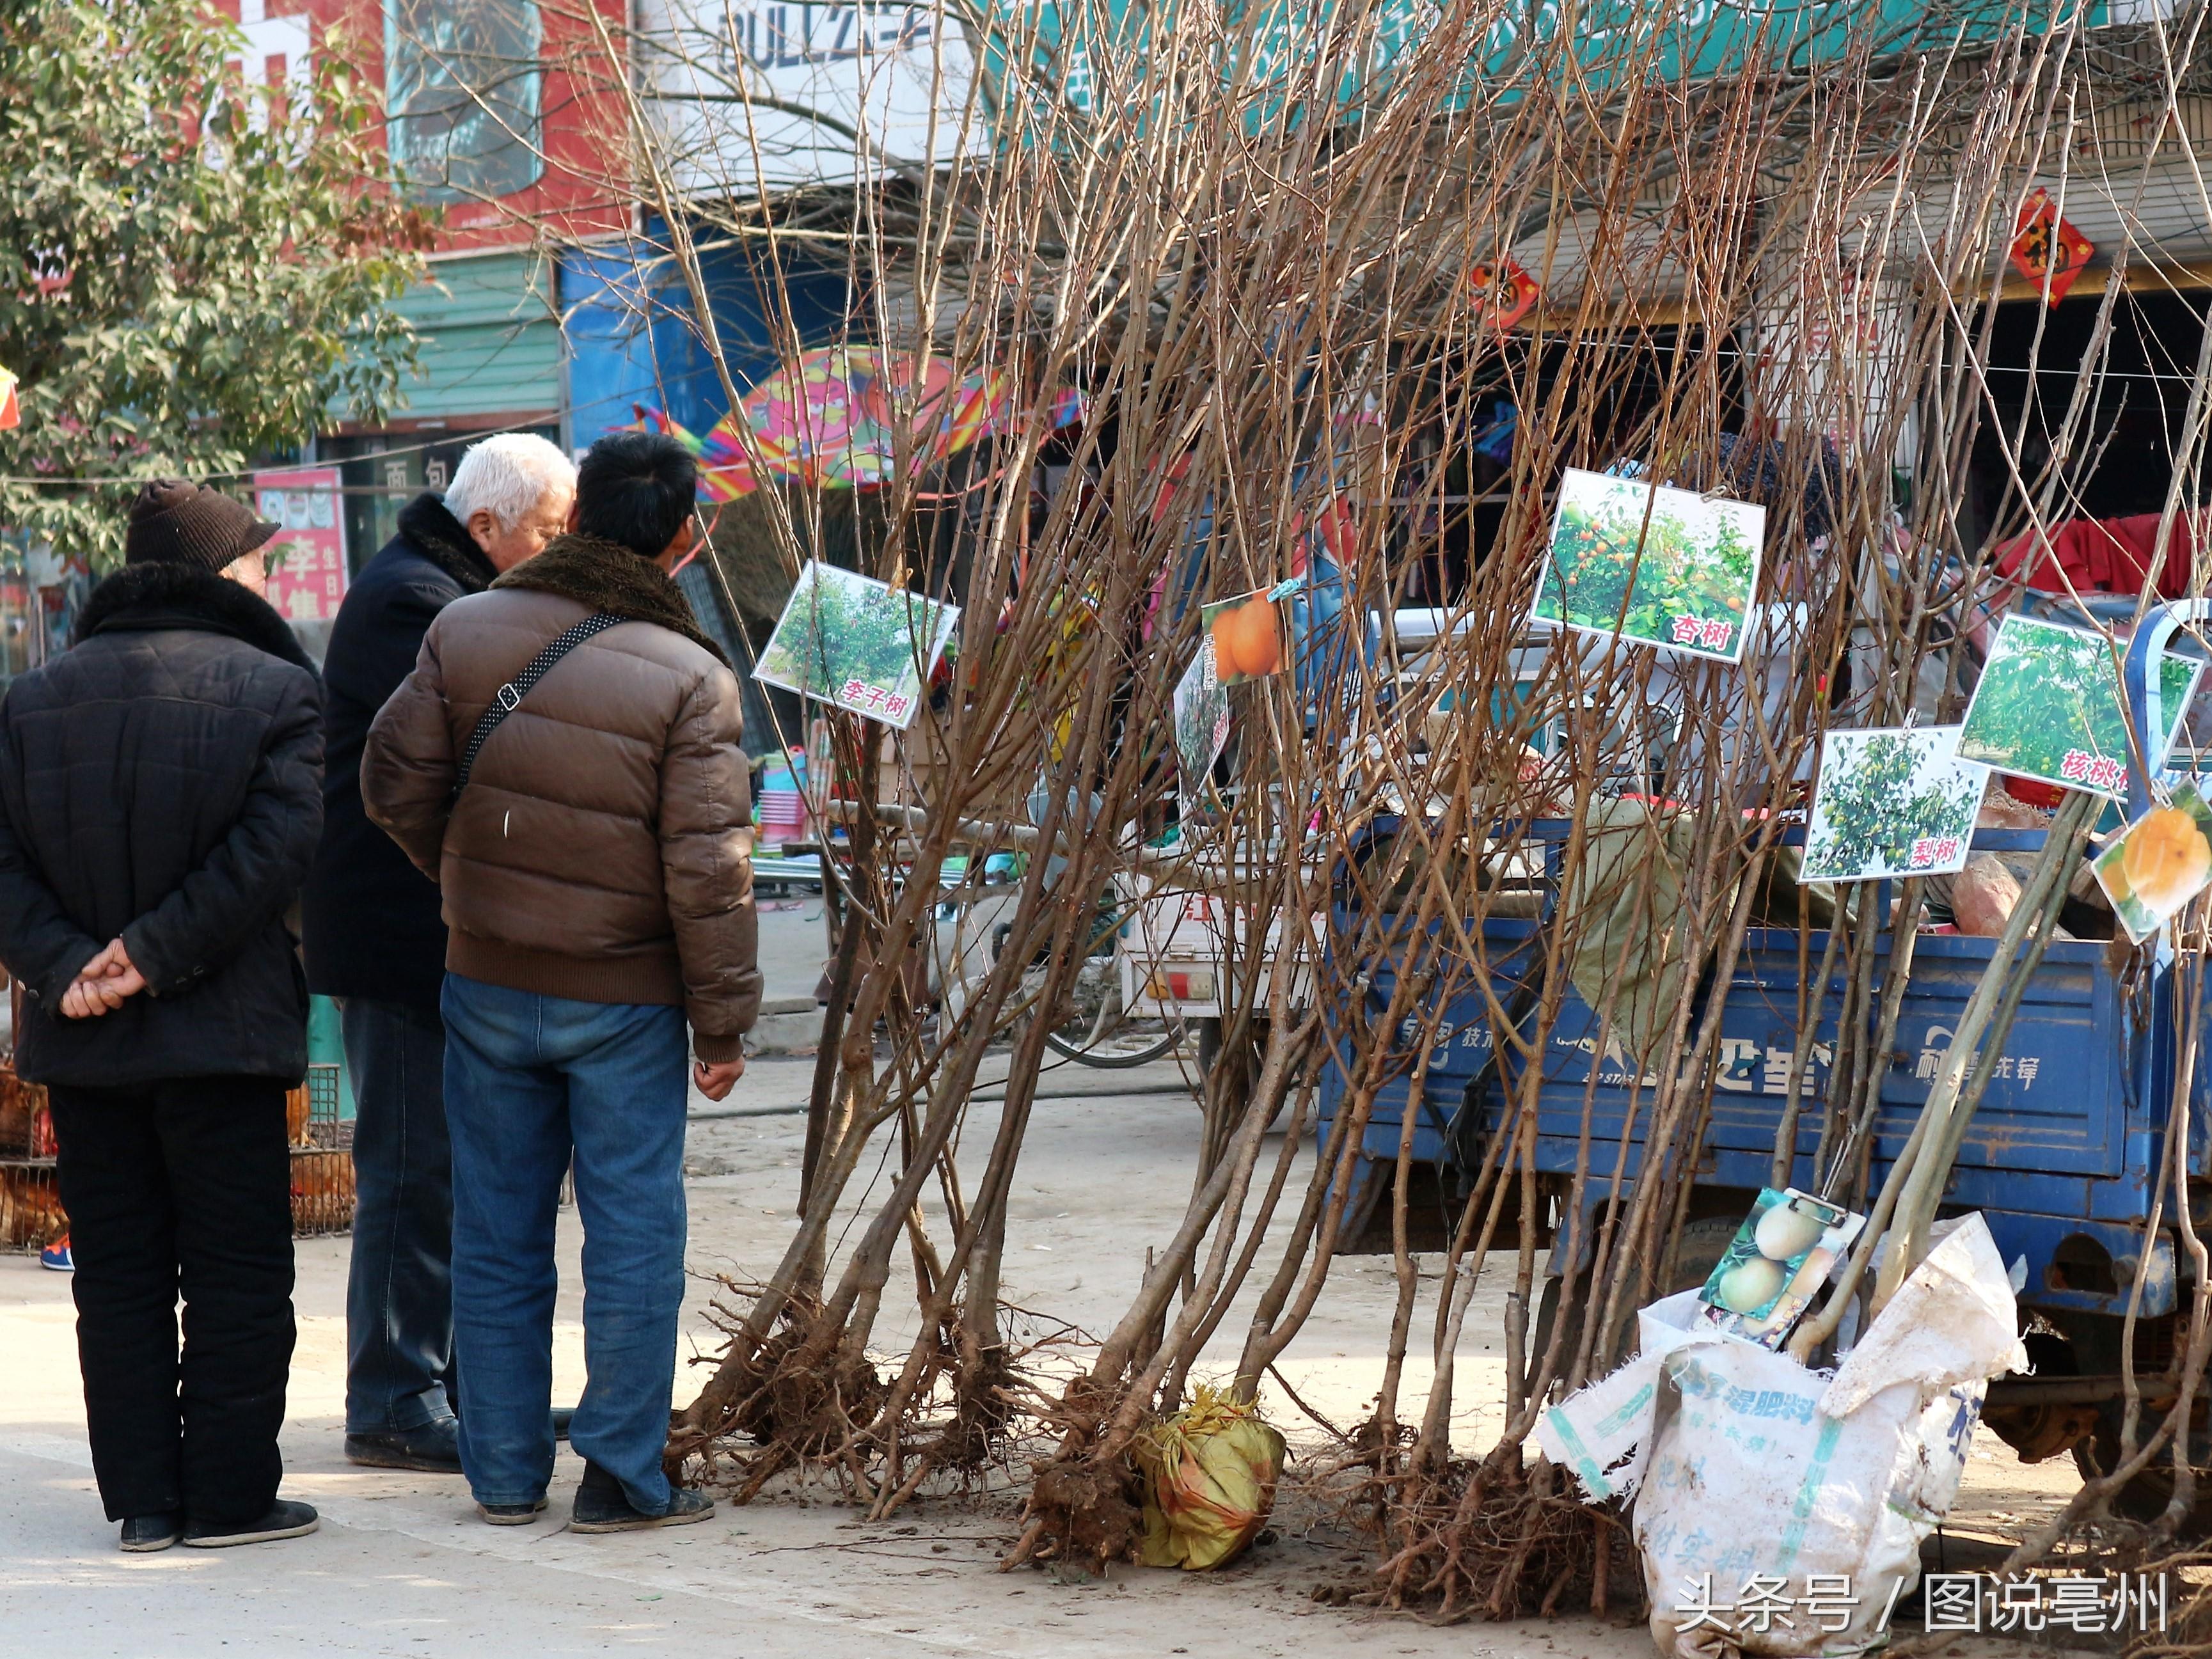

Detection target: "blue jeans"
[342, 998, 455, 1435]
[440, 973, 690, 1513]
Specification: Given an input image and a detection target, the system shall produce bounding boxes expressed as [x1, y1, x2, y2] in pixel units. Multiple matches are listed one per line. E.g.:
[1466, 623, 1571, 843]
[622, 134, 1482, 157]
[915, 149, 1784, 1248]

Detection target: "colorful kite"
[1469, 258, 1542, 330]
[633, 347, 1085, 503]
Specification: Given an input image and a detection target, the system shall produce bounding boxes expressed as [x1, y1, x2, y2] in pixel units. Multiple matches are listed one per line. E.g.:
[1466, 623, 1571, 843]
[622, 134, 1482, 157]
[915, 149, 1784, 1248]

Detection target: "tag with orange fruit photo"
[2094, 783, 2212, 945]
[1201, 588, 1289, 687]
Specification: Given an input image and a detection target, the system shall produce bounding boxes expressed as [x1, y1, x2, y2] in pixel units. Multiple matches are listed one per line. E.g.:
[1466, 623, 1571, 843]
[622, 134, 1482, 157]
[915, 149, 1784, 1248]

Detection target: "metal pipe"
[1986, 1371, 2184, 1408]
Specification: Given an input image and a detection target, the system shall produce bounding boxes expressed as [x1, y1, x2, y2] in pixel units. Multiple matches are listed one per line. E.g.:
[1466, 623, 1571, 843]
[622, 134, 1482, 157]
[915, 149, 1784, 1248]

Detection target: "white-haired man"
[303, 433, 576, 1472]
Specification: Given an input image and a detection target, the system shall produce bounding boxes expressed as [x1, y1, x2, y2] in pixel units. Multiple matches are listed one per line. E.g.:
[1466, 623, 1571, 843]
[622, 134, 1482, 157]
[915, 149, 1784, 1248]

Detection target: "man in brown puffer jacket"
[361, 432, 757, 1535]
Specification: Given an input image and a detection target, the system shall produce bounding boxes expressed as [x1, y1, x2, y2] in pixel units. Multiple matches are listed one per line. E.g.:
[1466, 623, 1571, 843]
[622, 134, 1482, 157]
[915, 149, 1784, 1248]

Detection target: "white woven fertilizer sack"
[1536, 1215, 2023, 1659]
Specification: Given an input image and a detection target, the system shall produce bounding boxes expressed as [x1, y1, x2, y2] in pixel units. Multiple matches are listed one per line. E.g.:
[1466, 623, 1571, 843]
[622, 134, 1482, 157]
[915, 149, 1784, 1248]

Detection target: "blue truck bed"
[1317, 837, 2191, 1322]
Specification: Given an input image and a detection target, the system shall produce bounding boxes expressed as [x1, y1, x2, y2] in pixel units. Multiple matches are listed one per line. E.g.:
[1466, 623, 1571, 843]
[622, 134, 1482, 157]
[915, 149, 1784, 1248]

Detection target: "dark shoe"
[551, 1406, 575, 1442]
[569, 1461, 715, 1534]
[477, 1497, 548, 1527]
[120, 1513, 183, 1553]
[346, 1419, 462, 1474]
[184, 1500, 320, 1548]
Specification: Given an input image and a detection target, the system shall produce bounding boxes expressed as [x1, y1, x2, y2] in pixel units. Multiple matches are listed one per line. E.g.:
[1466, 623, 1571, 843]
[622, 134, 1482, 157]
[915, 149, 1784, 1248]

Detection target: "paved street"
[0, 1050, 1576, 1659]
[1, 1030, 2082, 1657]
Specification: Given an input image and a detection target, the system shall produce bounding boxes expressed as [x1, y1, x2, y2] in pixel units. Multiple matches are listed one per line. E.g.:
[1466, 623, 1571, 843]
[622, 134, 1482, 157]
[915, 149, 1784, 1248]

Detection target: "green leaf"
[0, 1, 428, 569]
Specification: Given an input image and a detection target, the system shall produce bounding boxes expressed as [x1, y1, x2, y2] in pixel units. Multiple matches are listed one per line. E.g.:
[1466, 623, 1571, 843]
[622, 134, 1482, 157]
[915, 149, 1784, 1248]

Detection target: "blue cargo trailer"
[1317, 599, 2212, 1504]
[1318, 831, 2181, 1330]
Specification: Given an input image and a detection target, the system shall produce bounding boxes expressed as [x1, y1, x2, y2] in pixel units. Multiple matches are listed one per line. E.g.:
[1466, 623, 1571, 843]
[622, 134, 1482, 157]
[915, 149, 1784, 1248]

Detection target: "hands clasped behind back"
[60, 937, 146, 1020]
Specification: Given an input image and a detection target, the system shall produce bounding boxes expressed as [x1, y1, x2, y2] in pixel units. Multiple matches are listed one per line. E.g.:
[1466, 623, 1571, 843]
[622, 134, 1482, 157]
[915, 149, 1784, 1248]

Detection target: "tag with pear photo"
[1696, 1188, 1866, 1351]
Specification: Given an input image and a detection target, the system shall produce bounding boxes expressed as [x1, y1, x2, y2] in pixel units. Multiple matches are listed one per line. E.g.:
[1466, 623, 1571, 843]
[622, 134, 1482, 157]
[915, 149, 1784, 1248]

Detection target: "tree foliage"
[0, 1, 430, 568]
[1538, 480, 1759, 654]
[1957, 616, 2199, 782]
[1805, 731, 1982, 880]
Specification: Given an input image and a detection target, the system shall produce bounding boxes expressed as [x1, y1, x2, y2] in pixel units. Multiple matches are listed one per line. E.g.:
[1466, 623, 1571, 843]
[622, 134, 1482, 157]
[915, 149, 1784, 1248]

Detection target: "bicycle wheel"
[1040, 956, 1185, 1067]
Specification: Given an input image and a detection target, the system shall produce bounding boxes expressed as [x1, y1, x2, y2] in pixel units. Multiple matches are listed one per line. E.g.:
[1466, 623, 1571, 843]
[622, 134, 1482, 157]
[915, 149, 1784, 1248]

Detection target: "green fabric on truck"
[1562, 797, 1697, 1068]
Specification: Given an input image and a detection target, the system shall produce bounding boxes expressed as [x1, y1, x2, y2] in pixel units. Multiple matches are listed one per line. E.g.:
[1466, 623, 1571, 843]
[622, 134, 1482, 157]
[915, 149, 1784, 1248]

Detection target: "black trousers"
[342, 997, 456, 1433]
[49, 1075, 296, 1525]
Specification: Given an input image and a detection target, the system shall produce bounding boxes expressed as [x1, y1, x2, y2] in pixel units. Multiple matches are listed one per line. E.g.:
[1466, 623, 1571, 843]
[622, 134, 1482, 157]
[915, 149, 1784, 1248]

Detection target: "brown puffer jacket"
[360, 536, 760, 1060]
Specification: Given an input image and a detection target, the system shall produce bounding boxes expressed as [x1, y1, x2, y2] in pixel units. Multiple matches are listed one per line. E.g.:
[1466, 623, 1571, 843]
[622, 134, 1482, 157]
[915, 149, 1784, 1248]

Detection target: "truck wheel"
[2071, 1426, 2212, 1529]
[1528, 1215, 1737, 1399]
[2052, 1316, 2212, 1532]
[2071, 1404, 2212, 1529]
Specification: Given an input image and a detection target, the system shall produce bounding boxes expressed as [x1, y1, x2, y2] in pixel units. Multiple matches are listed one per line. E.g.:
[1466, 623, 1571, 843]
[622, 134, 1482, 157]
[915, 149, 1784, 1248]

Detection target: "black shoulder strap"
[452, 613, 626, 802]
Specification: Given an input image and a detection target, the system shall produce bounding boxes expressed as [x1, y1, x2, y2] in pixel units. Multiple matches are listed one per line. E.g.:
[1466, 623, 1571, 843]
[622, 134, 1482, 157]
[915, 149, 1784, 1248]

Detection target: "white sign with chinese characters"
[638, 0, 981, 195]
[1668, 1569, 2169, 1642]
[1922, 1571, 2168, 1636]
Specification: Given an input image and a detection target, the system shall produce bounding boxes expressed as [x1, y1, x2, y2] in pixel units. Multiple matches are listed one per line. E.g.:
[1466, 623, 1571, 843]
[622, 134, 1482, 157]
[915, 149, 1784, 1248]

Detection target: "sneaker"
[477, 1497, 548, 1527]
[569, 1461, 715, 1534]
[550, 1405, 575, 1442]
[120, 1512, 184, 1553]
[38, 1235, 72, 1271]
[184, 1500, 319, 1548]
[345, 1419, 462, 1474]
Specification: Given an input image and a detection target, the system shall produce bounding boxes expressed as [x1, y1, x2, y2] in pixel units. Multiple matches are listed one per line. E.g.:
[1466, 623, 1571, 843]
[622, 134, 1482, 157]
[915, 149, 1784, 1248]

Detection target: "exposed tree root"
[1000, 1376, 1151, 1571]
[667, 1293, 889, 1492]
[2129, 1538, 2212, 1659]
[862, 1337, 1034, 1517]
[929, 1339, 1023, 1474]
[668, 1284, 1071, 1516]
[1009, 1454, 1150, 1571]
[1347, 1449, 1638, 1625]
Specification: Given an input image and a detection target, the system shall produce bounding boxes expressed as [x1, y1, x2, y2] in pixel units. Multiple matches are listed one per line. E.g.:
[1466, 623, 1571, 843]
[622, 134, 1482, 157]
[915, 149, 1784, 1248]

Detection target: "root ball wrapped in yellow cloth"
[1137, 1387, 1287, 1570]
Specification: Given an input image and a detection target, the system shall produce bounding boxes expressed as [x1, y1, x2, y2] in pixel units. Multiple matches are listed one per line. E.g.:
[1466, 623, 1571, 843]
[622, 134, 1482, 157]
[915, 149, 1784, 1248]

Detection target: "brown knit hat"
[123, 479, 280, 572]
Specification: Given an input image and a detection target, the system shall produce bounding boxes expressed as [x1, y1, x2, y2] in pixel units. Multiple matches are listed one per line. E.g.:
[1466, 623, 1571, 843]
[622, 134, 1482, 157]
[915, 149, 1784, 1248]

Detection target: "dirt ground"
[0, 910, 2103, 1656]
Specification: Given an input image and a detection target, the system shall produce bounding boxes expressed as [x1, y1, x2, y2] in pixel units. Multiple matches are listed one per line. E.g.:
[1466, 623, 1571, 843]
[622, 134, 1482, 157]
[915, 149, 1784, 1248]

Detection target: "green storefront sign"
[985, 0, 2125, 125]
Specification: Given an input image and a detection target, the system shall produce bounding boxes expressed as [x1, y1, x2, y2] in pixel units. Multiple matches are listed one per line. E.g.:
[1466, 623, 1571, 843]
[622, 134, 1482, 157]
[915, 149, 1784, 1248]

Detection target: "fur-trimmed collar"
[399, 491, 498, 594]
[490, 535, 729, 667]
[77, 562, 317, 673]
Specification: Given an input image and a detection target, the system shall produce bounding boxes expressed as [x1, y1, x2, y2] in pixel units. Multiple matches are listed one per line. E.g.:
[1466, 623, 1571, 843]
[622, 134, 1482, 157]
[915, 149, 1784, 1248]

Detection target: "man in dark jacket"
[301, 434, 574, 1473]
[0, 480, 324, 1552]
[363, 432, 757, 1534]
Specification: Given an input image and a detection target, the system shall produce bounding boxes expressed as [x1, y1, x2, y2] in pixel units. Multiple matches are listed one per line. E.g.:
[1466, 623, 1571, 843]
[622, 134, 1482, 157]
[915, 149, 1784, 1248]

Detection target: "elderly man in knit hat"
[0, 479, 325, 1552]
